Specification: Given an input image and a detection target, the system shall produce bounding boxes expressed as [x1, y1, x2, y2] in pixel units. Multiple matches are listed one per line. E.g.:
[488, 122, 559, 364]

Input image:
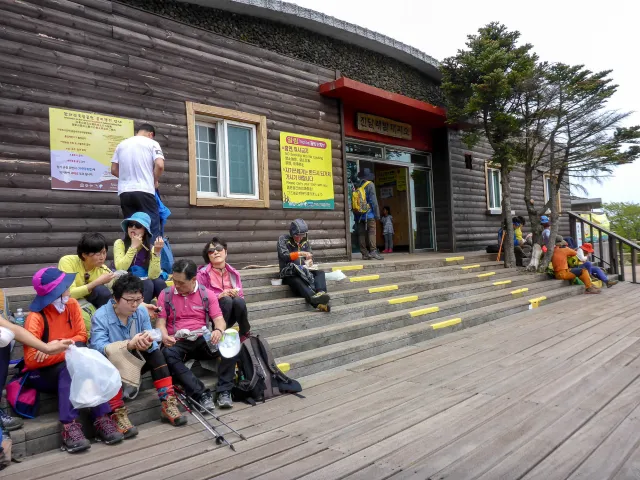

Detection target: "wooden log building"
[0, 0, 570, 287]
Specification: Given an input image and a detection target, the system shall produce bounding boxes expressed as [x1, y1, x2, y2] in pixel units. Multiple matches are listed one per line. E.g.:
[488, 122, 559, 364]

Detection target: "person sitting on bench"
[197, 237, 251, 341]
[551, 239, 601, 294]
[277, 219, 330, 312]
[158, 259, 236, 411]
[23, 267, 123, 453]
[91, 274, 187, 440]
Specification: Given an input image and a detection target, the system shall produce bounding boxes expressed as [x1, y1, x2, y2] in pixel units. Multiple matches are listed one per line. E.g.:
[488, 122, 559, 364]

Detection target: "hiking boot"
[370, 250, 384, 260]
[217, 391, 233, 409]
[61, 421, 91, 453]
[161, 395, 187, 426]
[317, 303, 331, 313]
[607, 280, 619, 288]
[310, 291, 330, 308]
[93, 414, 124, 445]
[585, 286, 601, 294]
[0, 409, 23, 432]
[195, 391, 215, 413]
[111, 407, 138, 439]
[361, 254, 372, 260]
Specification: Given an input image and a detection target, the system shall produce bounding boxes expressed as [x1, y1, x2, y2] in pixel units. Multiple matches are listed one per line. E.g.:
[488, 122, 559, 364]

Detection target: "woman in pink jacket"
[197, 237, 251, 340]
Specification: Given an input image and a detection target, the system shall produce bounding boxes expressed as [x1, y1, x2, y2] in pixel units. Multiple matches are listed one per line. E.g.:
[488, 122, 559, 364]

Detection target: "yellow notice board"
[280, 132, 334, 209]
[49, 107, 133, 192]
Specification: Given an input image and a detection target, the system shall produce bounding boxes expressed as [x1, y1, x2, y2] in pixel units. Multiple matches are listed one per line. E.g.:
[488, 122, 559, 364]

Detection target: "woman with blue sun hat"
[113, 212, 166, 303]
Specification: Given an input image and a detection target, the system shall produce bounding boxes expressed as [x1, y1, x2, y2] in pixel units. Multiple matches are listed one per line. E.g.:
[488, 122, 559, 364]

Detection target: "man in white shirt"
[111, 124, 165, 239]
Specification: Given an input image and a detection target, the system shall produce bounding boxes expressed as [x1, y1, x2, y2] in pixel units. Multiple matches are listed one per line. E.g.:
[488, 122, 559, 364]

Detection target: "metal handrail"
[568, 211, 639, 284]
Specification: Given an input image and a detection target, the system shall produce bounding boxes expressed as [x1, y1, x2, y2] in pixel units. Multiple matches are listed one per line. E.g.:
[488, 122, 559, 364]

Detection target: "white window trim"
[195, 120, 221, 199]
[222, 120, 259, 200]
[486, 164, 502, 214]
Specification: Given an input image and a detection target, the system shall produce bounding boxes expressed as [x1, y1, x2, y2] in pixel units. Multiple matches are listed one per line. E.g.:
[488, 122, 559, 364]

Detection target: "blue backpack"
[160, 239, 174, 277]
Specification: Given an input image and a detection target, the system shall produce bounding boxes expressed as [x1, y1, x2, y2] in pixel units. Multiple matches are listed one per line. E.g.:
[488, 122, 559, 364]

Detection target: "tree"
[518, 64, 640, 271]
[441, 23, 537, 267]
[604, 202, 640, 241]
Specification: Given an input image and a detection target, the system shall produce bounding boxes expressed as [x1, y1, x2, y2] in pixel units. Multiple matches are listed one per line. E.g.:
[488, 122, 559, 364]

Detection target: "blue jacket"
[498, 228, 519, 247]
[90, 301, 158, 356]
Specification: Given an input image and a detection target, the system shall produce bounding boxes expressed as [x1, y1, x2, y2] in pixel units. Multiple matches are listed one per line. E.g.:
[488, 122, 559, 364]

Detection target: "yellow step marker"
[461, 264, 481, 270]
[409, 306, 440, 318]
[334, 265, 363, 272]
[388, 295, 418, 305]
[511, 287, 529, 298]
[529, 296, 547, 309]
[277, 362, 290, 373]
[446, 256, 465, 262]
[350, 274, 380, 283]
[369, 285, 398, 293]
[477, 272, 496, 278]
[432, 318, 462, 330]
[493, 280, 512, 286]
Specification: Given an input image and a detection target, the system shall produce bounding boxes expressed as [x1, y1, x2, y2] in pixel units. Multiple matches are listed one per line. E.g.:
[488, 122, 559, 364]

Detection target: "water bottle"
[145, 329, 162, 342]
[14, 308, 24, 327]
[202, 327, 218, 353]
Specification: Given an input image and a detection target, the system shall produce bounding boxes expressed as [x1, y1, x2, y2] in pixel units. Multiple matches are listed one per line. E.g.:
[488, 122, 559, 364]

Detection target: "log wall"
[0, 0, 346, 286]
[448, 130, 572, 252]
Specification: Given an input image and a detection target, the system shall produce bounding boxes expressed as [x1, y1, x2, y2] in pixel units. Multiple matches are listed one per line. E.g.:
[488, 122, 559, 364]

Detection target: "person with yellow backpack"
[352, 169, 383, 260]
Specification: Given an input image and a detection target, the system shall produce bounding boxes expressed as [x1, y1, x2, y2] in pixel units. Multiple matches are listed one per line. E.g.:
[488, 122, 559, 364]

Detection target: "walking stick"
[175, 392, 236, 451]
[497, 230, 506, 262]
[175, 386, 247, 441]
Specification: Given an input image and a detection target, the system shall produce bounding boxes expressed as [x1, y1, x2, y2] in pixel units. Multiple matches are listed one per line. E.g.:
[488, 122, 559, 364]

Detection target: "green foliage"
[604, 202, 640, 241]
[441, 22, 537, 167]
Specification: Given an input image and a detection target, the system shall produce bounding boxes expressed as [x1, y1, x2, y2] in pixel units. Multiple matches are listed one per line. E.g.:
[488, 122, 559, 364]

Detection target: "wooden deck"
[4, 282, 640, 480]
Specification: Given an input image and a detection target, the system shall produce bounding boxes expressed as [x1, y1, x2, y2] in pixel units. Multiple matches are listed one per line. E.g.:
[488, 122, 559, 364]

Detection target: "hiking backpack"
[351, 181, 371, 215]
[232, 334, 303, 406]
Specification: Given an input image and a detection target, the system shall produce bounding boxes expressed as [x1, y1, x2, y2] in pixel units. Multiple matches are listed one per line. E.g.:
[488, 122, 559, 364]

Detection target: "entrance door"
[410, 167, 435, 250]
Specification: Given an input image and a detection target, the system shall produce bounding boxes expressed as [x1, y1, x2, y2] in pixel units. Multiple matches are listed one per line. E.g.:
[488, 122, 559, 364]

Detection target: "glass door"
[409, 167, 435, 250]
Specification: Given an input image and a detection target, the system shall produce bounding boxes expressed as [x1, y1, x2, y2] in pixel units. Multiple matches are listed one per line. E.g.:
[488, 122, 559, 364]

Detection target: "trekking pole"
[179, 388, 247, 441]
[497, 230, 506, 262]
[175, 392, 236, 451]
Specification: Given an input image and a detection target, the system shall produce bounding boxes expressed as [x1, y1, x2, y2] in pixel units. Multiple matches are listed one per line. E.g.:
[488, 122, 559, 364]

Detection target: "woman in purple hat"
[113, 212, 166, 303]
[22, 267, 124, 453]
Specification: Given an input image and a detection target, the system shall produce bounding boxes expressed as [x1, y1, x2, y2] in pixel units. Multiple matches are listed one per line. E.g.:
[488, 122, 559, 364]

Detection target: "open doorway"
[347, 159, 411, 254]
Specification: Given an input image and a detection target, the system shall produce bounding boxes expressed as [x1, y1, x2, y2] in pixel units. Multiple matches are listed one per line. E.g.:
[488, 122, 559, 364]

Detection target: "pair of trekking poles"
[174, 386, 246, 451]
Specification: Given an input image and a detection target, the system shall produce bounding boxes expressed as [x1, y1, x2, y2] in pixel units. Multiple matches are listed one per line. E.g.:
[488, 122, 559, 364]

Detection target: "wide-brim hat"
[581, 242, 594, 253]
[105, 341, 145, 387]
[358, 168, 375, 182]
[121, 212, 152, 237]
[218, 329, 241, 358]
[30, 267, 76, 312]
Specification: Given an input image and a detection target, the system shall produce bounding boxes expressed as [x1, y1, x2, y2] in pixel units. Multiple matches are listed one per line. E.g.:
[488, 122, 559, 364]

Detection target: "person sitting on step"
[158, 259, 236, 410]
[58, 233, 116, 311]
[197, 237, 251, 341]
[90, 274, 187, 439]
[575, 242, 618, 288]
[113, 212, 166, 303]
[23, 267, 123, 453]
[0, 316, 73, 436]
[551, 239, 601, 294]
[277, 219, 330, 312]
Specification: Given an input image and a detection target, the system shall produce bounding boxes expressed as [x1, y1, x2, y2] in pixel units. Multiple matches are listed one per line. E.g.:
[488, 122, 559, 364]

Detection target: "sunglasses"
[208, 245, 225, 254]
[127, 222, 144, 229]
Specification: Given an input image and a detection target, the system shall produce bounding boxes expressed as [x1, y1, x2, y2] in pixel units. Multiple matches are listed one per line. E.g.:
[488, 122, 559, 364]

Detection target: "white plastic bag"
[325, 270, 347, 281]
[66, 345, 122, 409]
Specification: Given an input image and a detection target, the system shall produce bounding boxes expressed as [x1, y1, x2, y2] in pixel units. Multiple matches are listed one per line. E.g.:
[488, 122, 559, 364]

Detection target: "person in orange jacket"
[23, 267, 124, 453]
[551, 240, 601, 294]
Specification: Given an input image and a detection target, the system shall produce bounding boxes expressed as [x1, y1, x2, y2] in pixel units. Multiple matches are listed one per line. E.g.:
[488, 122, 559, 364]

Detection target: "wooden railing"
[568, 212, 640, 284]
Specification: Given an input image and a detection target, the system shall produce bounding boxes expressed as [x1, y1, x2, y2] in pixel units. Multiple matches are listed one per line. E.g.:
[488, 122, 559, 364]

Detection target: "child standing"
[381, 206, 394, 254]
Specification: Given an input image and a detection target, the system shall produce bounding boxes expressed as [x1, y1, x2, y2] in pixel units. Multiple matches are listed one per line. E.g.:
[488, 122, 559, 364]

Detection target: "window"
[543, 174, 562, 212]
[187, 102, 269, 208]
[486, 164, 502, 213]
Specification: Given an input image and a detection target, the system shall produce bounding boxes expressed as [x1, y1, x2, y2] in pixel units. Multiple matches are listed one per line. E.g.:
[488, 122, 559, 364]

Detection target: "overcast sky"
[289, 0, 640, 204]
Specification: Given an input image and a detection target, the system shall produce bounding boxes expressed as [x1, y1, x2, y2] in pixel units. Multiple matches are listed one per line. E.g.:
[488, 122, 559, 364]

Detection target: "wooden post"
[631, 248, 637, 284]
[619, 239, 626, 282]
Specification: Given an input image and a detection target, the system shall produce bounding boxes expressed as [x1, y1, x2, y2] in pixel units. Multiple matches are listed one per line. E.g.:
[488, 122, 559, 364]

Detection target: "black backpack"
[232, 334, 303, 406]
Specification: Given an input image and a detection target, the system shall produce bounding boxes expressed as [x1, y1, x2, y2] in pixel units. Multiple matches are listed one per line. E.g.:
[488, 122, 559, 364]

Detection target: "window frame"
[485, 162, 502, 214]
[543, 173, 562, 213]
[187, 102, 269, 208]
